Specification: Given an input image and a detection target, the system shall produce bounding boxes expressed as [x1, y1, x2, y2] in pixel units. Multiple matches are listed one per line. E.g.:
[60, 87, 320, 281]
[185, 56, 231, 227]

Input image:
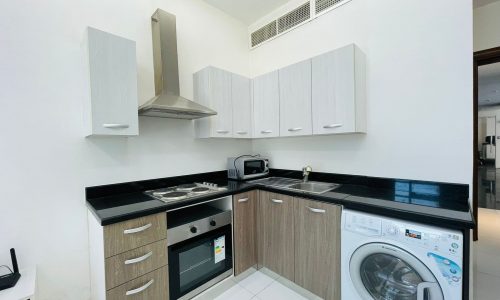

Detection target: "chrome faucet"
[302, 166, 312, 182]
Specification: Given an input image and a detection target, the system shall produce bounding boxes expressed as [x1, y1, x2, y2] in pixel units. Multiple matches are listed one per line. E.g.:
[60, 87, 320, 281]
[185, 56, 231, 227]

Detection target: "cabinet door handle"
[125, 279, 154, 296]
[123, 223, 152, 234]
[323, 123, 343, 129]
[261, 130, 272, 134]
[271, 199, 283, 204]
[306, 206, 326, 214]
[238, 198, 249, 202]
[125, 251, 153, 265]
[288, 127, 303, 132]
[236, 131, 248, 135]
[103, 123, 130, 129]
[216, 130, 229, 134]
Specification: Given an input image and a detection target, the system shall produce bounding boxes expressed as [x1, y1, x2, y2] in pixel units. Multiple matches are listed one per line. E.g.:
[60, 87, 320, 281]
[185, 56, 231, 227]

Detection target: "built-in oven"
[167, 200, 233, 300]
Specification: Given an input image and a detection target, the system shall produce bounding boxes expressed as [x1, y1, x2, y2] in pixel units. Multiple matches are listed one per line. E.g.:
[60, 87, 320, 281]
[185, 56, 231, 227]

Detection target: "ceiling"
[474, 0, 500, 8]
[479, 62, 500, 106]
[203, 0, 291, 25]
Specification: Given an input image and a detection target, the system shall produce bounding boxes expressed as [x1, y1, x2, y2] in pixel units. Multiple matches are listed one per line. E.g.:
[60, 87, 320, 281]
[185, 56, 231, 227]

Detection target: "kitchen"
[0, 0, 475, 300]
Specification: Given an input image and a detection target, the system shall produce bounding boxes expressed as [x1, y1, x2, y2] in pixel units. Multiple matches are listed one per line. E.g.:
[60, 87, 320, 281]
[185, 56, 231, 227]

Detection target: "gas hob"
[145, 182, 227, 203]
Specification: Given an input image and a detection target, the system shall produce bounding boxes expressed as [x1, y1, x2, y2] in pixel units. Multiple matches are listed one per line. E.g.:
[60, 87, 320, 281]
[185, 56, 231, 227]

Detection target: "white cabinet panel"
[232, 74, 252, 138]
[279, 60, 312, 137]
[84, 27, 139, 136]
[253, 71, 280, 138]
[194, 67, 232, 138]
[312, 44, 366, 135]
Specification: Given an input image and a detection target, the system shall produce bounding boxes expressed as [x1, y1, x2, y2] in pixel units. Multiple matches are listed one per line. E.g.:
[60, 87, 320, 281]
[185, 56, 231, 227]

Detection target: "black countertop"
[86, 169, 474, 230]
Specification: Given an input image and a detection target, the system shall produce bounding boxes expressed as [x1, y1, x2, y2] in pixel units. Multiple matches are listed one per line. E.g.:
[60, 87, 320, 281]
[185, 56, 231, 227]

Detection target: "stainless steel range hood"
[139, 9, 216, 119]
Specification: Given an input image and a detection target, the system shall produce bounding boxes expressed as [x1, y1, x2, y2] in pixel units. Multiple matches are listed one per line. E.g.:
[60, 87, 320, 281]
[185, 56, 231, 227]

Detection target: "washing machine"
[341, 209, 463, 300]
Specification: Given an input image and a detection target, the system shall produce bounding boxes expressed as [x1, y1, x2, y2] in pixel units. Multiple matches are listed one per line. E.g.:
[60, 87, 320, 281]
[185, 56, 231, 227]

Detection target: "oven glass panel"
[244, 160, 265, 175]
[169, 225, 233, 299]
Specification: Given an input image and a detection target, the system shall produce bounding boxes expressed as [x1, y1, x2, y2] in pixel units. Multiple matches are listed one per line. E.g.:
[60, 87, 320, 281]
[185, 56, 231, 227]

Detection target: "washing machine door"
[349, 243, 444, 300]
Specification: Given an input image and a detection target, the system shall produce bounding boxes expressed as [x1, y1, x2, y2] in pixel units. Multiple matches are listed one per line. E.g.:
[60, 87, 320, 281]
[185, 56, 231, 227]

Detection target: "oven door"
[168, 224, 233, 300]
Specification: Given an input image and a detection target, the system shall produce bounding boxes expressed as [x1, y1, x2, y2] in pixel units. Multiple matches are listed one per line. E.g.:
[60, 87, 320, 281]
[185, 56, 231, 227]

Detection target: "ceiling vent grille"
[251, 21, 278, 47]
[277, 2, 311, 33]
[315, 0, 345, 14]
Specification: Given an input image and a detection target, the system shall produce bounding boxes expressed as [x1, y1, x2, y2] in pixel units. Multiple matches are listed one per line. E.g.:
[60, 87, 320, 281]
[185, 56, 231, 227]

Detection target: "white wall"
[474, 1, 500, 51]
[0, 1, 250, 299]
[250, 0, 473, 184]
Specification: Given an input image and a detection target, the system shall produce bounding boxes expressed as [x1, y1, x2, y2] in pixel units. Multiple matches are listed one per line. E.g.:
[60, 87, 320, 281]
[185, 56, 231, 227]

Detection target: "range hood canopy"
[139, 9, 217, 119]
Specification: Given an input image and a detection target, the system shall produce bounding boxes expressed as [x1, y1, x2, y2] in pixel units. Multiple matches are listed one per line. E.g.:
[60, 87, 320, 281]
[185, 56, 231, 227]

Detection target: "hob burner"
[191, 187, 210, 194]
[162, 191, 188, 200]
[176, 183, 197, 192]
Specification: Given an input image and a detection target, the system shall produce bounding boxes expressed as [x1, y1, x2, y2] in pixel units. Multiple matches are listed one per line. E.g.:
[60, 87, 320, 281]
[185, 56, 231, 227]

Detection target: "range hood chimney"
[138, 9, 217, 119]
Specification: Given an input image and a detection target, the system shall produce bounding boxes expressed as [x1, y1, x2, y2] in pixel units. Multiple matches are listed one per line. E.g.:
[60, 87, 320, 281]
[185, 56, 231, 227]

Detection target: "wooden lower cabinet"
[233, 191, 258, 276]
[106, 266, 168, 300]
[257, 191, 295, 281]
[294, 198, 341, 300]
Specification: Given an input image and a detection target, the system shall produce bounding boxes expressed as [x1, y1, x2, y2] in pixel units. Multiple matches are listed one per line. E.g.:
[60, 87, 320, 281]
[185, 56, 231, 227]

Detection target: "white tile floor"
[193, 269, 314, 300]
[474, 208, 500, 300]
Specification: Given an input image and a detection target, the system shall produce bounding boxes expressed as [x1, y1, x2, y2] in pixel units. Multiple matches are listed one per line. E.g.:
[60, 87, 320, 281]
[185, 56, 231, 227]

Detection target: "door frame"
[473, 46, 500, 241]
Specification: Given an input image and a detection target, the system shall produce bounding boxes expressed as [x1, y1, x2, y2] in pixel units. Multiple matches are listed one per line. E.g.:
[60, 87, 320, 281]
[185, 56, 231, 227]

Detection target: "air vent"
[316, 0, 346, 14]
[277, 2, 311, 33]
[251, 21, 277, 47]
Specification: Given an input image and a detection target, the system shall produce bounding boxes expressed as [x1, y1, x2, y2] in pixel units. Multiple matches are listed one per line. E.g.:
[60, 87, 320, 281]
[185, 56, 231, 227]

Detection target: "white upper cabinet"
[84, 27, 138, 137]
[311, 44, 366, 135]
[194, 67, 233, 138]
[232, 74, 253, 138]
[279, 60, 312, 137]
[253, 71, 280, 138]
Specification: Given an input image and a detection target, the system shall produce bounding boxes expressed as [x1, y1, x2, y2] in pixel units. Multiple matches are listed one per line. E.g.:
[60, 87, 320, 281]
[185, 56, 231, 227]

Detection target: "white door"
[311, 45, 355, 135]
[253, 71, 280, 138]
[349, 243, 444, 300]
[279, 60, 312, 137]
[87, 27, 138, 136]
[232, 73, 252, 138]
[210, 68, 232, 138]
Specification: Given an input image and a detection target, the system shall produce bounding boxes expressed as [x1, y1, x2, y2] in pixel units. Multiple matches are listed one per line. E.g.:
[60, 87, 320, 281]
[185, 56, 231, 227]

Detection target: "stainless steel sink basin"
[286, 182, 340, 194]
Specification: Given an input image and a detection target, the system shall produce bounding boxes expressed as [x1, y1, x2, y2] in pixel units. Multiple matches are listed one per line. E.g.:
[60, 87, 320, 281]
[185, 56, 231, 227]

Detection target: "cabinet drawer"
[106, 266, 168, 300]
[104, 213, 167, 257]
[105, 239, 168, 289]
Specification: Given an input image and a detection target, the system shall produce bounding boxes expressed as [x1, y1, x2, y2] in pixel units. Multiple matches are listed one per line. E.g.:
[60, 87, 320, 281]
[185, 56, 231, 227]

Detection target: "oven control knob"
[210, 220, 217, 227]
[190, 226, 198, 234]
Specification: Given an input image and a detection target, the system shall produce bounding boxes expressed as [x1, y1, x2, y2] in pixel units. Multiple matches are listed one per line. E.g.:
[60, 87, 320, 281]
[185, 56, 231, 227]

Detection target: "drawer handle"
[288, 127, 302, 132]
[125, 279, 154, 296]
[238, 198, 249, 202]
[323, 123, 343, 129]
[261, 130, 272, 134]
[306, 206, 326, 213]
[123, 223, 152, 234]
[236, 131, 248, 135]
[271, 199, 283, 204]
[125, 251, 153, 265]
[103, 123, 130, 129]
[216, 130, 229, 134]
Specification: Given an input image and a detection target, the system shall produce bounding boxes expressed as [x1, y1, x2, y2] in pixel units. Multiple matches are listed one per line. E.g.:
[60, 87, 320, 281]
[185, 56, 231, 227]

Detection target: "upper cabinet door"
[85, 27, 139, 136]
[209, 68, 233, 138]
[312, 44, 366, 135]
[194, 67, 233, 138]
[232, 74, 252, 138]
[279, 60, 312, 137]
[253, 71, 280, 138]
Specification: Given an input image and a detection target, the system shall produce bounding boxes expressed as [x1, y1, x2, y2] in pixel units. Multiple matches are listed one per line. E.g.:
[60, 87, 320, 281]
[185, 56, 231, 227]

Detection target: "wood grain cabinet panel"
[106, 266, 168, 300]
[294, 198, 341, 300]
[233, 191, 258, 276]
[105, 239, 167, 289]
[104, 212, 167, 258]
[257, 191, 295, 281]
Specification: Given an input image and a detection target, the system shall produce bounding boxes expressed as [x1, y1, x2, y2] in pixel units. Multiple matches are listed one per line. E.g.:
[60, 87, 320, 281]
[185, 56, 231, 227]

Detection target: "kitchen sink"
[248, 177, 340, 194]
[286, 182, 340, 194]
